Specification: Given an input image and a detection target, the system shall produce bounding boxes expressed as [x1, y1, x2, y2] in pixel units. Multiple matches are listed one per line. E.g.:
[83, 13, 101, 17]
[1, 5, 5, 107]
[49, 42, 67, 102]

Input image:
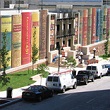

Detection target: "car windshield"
[28, 86, 41, 92]
[87, 66, 96, 70]
[47, 76, 58, 82]
[105, 64, 110, 68]
[78, 71, 88, 75]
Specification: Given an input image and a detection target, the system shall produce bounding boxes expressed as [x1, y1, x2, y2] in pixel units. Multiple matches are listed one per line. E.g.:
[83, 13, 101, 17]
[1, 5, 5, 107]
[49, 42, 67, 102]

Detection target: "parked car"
[105, 64, 110, 75]
[46, 69, 77, 93]
[76, 70, 94, 85]
[22, 85, 53, 101]
[72, 67, 86, 77]
[86, 63, 104, 78]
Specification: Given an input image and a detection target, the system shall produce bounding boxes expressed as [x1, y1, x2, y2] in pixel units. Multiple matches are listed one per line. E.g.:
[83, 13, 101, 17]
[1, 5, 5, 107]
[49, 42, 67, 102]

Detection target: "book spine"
[0, 16, 12, 69]
[107, 8, 110, 39]
[103, 7, 107, 40]
[96, 9, 100, 42]
[91, 8, 97, 44]
[32, 12, 40, 61]
[79, 10, 83, 45]
[12, 14, 21, 67]
[82, 9, 88, 46]
[87, 8, 92, 45]
[21, 12, 32, 65]
[99, 9, 103, 41]
[39, 10, 48, 59]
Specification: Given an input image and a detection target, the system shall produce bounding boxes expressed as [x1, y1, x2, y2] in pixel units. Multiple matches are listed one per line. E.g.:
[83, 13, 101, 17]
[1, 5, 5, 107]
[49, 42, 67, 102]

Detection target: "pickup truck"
[76, 70, 94, 85]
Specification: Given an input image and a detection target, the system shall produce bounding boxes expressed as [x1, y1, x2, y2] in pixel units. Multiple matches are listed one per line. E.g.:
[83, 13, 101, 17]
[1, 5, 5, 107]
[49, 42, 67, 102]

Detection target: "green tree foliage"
[32, 27, 39, 73]
[64, 56, 76, 69]
[104, 38, 109, 56]
[36, 64, 49, 85]
[0, 29, 10, 86]
[36, 64, 49, 77]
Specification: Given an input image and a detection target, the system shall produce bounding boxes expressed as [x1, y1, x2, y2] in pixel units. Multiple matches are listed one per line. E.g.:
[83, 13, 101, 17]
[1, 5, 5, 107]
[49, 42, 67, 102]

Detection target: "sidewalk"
[0, 67, 59, 99]
[0, 60, 109, 99]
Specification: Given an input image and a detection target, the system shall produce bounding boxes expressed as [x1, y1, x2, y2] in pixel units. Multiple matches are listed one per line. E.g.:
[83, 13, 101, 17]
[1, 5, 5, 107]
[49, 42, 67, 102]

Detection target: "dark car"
[22, 85, 54, 101]
[76, 70, 94, 85]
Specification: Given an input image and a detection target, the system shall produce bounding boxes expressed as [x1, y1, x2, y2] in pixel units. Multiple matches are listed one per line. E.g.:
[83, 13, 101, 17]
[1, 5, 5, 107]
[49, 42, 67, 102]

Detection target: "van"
[101, 64, 108, 76]
[86, 63, 104, 78]
[46, 69, 77, 93]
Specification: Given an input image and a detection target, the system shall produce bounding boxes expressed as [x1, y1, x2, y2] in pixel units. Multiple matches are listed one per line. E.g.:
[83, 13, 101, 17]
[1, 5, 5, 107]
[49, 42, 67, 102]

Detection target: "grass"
[0, 70, 49, 91]
[99, 54, 110, 59]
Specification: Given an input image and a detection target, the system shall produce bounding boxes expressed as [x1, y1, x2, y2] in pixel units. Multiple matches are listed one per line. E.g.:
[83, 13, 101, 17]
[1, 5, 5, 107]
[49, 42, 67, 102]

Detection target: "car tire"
[99, 74, 102, 79]
[62, 86, 66, 93]
[92, 77, 94, 82]
[85, 79, 88, 85]
[38, 96, 42, 102]
[73, 82, 77, 89]
[50, 91, 54, 97]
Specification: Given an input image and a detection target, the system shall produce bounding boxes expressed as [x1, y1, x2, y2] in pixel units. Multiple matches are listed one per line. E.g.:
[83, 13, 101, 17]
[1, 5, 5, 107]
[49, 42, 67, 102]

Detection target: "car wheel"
[73, 82, 77, 89]
[99, 74, 102, 79]
[38, 96, 42, 102]
[92, 77, 94, 82]
[62, 86, 66, 93]
[85, 79, 88, 85]
[50, 91, 54, 97]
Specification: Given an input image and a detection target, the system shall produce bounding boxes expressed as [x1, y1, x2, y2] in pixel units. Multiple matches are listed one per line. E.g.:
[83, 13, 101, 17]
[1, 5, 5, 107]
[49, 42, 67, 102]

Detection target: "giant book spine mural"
[87, 8, 92, 45]
[39, 10, 47, 59]
[12, 14, 21, 67]
[103, 7, 107, 40]
[0, 16, 12, 69]
[91, 8, 97, 43]
[82, 9, 88, 46]
[21, 12, 32, 65]
[32, 12, 39, 61]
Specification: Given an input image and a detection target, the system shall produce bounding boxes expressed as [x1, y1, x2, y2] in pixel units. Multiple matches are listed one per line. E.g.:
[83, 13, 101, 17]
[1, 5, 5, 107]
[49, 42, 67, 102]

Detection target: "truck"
[76, 70, 94, 85]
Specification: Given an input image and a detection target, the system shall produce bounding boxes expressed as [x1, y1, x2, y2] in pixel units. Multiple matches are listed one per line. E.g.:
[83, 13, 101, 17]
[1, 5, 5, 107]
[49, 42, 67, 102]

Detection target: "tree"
[104, 37, 109, 56]
[32, 27, 39, 73]
[0, 29, 10, 86]
[36, 64, 49, 85]
[64, 56, 76, 69]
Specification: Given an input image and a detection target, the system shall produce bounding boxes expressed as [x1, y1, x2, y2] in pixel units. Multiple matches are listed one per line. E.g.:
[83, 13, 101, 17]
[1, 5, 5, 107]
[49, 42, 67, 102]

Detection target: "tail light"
[59, 83, 61, 87]
[96, 71, 98, 74]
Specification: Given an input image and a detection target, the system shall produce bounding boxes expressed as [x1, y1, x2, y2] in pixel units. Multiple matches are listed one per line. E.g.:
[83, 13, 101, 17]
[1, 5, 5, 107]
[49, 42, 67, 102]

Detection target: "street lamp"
[57, 44, 64, 72]
[80, 52, 83, 64]
[93, 48, 96, 58]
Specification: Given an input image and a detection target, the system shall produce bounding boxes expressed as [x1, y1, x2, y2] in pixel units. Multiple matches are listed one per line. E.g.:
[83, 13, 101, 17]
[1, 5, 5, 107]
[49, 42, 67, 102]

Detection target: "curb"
[0, 98, 22, 109]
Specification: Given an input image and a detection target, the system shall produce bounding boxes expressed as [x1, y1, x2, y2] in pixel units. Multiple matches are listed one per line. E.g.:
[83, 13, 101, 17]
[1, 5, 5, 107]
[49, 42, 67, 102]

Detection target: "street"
[1, 75, 110, 110]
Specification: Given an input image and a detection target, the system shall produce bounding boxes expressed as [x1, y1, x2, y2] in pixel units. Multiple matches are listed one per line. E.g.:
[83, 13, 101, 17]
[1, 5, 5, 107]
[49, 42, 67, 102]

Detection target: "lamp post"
[93, 48, 96, 58]
[80, 52, 83, 64]
[57, 44, 63, 72]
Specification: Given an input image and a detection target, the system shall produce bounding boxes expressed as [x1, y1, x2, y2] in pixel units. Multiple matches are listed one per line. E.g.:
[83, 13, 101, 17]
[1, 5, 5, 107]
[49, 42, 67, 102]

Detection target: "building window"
[16, 1, 24, 4]
[4, 0, 12, 8]
[103, 0, 110, 5]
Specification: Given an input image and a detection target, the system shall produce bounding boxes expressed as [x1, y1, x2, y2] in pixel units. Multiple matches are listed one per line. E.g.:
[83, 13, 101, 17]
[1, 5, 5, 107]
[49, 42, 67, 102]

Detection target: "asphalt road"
[1, 75, 110, 110]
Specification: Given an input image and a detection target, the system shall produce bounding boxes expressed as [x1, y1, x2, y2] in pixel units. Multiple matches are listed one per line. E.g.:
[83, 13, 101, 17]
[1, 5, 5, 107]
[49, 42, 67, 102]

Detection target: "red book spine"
[82, 9, 88, 46]
[107, 8, 110, 37]
[21, 12, 32, 65]
[91, 8, 96, 43]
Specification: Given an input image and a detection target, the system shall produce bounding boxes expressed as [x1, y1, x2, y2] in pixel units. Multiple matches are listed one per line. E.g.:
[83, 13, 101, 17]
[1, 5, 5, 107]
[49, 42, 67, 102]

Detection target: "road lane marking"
[86, 98, 95, 103]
